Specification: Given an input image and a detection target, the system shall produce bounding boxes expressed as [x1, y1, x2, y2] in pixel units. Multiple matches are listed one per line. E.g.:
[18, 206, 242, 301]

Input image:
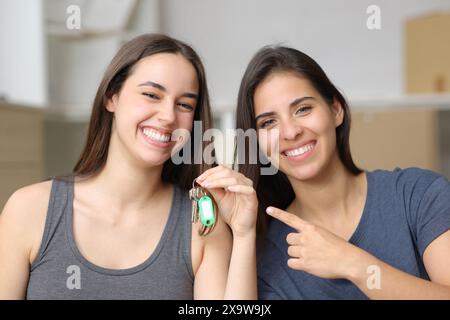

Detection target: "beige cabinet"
[349, 11, 450, 177]
[350, 107, 441, 173]
[0, 103, 44, 209]
[406, 12, 450, 93]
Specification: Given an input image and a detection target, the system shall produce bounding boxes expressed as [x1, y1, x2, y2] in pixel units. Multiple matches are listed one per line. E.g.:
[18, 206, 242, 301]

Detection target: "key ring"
[189, 178, 218, 236]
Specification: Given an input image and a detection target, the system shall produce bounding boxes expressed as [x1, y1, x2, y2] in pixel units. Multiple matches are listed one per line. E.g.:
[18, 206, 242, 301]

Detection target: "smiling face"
[254, 71, 344, 181]
[106, 53, 199, 167]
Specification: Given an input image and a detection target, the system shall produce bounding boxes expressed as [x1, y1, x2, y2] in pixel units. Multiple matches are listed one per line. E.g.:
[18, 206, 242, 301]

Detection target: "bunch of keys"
[189, 178, 218, 236]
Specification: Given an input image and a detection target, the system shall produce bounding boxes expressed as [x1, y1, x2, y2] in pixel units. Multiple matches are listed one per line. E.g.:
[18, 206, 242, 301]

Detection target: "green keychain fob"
[198, 195, 215, 227]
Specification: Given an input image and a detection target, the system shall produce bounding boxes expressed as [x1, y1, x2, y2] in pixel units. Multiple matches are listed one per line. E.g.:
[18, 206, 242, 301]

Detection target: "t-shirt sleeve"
[406, 171, 450, 256]
[416, 176, 450, 256]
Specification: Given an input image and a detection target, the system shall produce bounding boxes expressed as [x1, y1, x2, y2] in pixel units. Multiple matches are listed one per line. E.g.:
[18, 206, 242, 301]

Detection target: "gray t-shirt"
[258, 168, 450, 299]
[27, 178, 194, 300]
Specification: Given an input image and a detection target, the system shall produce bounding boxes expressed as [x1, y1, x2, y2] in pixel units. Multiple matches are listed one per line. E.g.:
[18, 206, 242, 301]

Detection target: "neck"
[81, 137, 167, 213]
[288, 154, 365, 225]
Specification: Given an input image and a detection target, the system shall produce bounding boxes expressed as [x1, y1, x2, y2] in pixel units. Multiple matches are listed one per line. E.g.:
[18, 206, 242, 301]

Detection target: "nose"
[157, 99, 176, 124]
[281, 118, 303, 140]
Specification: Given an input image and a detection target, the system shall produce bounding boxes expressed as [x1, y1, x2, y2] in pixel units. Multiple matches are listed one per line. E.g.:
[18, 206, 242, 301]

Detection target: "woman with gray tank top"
[0, 34, 258, 300]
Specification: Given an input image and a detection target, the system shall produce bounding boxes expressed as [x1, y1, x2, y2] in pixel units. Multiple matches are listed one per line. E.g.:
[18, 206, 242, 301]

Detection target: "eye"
[177, 103, 194, 111]
[142, 92, 160, 100]
[258, 118, 276, 129]
[295, 105, 312, 115]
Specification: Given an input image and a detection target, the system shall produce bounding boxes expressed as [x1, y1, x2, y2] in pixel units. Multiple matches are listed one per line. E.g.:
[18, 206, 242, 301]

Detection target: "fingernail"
[266, 207, 273, 214]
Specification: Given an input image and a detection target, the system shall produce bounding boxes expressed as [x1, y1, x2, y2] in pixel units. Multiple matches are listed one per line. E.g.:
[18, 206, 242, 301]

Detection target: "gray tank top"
[26, 178, 194, 299]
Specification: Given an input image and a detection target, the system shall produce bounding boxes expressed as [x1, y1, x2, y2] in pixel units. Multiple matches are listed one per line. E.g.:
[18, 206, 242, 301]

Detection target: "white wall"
[46, 0, 160, 118]
[160, 0, 450, 107]
[47, 35, 121, 117]
[0, 0, 47, 106]
[31, 0, 450, 117]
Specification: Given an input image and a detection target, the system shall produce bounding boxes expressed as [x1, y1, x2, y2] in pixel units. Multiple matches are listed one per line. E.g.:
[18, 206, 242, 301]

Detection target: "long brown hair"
[73, 34, 214, 190]
[235, 46, 362, 237]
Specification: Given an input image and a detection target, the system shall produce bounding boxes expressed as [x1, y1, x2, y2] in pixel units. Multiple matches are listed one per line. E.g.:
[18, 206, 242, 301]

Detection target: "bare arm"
[268, 206, 450, 300]
[193, 218, 257, 300]
[348, 230, 450, 299]
[0, 191, 32, 299]
[193, 219, 232, 299]
[193, 165, 258, 299]
[223, 231, 257, 300]
[0, 182, 50, 300]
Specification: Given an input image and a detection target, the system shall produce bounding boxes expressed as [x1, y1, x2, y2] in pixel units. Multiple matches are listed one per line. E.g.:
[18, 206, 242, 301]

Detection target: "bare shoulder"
[0, 180, 53, 262]
[1, 180, 52, 218]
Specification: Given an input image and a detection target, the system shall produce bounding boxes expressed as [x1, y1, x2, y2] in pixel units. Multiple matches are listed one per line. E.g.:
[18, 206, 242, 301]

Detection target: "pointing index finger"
[266, 206, 307, 231]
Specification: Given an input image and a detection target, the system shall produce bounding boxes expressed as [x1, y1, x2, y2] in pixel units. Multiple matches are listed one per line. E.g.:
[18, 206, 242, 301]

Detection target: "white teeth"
[285, 143, 315, 157]
[142, 128, 171, 143]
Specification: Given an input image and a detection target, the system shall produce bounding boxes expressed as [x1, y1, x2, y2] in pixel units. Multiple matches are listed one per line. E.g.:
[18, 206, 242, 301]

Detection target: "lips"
[139, 126, 173, 146]
[281, 140, 316, 157]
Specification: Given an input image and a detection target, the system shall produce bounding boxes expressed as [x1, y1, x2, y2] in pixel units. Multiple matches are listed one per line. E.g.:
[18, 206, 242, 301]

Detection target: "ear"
[331, 98, 344, 127]
[106, 94, 119, 113]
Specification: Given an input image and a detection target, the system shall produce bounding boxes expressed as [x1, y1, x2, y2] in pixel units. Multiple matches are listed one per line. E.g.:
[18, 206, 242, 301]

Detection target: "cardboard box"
[406, 12, 450, 93]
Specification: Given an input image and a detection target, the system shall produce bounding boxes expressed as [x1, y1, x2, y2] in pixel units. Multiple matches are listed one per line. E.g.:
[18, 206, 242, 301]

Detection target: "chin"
[137, 151, 172, 168]
[281, 162, 322, 182]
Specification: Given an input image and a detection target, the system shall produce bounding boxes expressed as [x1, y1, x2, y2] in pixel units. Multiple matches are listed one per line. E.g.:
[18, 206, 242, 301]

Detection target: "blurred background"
[1, 0, 450, 208]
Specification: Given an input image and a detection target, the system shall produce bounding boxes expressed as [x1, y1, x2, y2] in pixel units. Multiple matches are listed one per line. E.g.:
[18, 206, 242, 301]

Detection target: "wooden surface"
[0, 103, 44, 209]
[350, 108, 440, 172]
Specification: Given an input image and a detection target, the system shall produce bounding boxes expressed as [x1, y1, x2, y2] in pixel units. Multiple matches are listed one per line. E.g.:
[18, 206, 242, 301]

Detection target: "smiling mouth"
[282, 141, 316, 157]
[141, 127, 172, 143]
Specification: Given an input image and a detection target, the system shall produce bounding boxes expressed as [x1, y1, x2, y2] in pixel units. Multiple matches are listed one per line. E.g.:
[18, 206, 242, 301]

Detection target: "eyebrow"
[138, 81, 198, 99]
[289, 96, 315, 107]
[254, 96, 315, 122]
[254, 111, 276, 123]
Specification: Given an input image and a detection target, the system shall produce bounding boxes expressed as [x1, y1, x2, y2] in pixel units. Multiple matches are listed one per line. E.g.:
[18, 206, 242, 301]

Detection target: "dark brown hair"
[235, 46, 362, 236]
[73, 34, 214, 190]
